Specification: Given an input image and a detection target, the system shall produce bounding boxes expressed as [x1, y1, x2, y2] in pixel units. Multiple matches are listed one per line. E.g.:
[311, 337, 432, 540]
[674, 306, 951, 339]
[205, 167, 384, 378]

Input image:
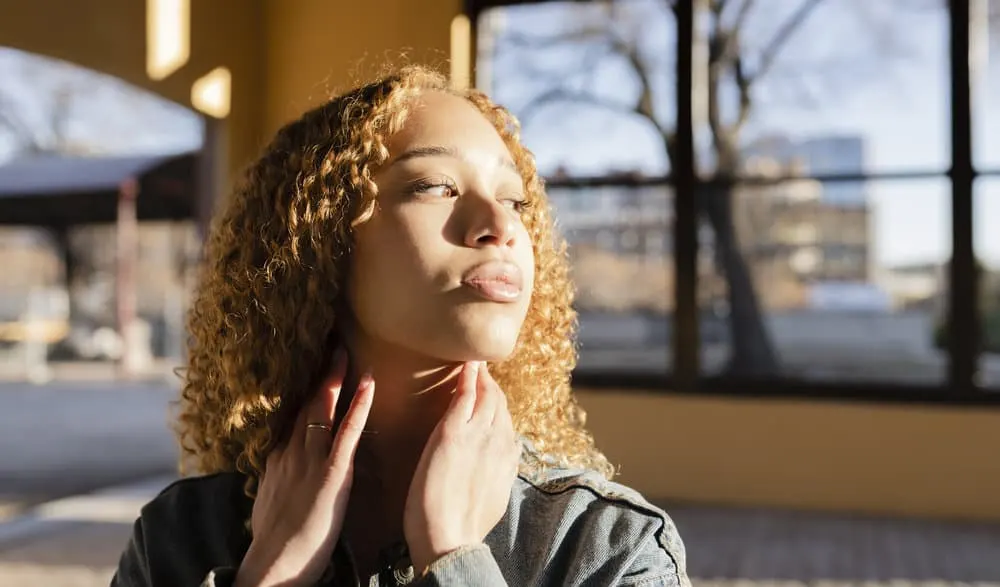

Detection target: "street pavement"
[0, 380, 178, 517]
[0, 378, 180, 585]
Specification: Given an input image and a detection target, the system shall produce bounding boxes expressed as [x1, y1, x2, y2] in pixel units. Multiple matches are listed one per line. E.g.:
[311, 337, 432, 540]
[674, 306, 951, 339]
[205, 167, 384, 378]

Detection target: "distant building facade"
[547, 134, 876, 313]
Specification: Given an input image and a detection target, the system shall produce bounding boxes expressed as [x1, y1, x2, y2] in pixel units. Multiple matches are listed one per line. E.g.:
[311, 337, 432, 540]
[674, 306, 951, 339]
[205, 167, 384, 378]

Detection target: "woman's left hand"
[403, 361, 521, 572]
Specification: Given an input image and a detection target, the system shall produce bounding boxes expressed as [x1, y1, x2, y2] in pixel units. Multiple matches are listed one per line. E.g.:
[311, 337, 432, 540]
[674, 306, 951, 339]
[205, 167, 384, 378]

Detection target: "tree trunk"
[700, 184, 780, 377]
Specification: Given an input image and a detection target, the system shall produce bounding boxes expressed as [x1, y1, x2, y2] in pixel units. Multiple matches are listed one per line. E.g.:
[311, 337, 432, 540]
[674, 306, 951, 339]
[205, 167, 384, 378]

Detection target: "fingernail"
[359, 371, 374, 390]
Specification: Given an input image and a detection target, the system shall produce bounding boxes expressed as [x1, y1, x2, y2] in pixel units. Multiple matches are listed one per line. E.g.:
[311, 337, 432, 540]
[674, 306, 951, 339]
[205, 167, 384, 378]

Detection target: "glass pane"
[974, 0, 1000, 169]
[548, 185, 672, 375]
[699, 177, 950, 384]
[694, 1, 948, 177]
[477, 0, 675, 178]
[975, 177, 1000, 387]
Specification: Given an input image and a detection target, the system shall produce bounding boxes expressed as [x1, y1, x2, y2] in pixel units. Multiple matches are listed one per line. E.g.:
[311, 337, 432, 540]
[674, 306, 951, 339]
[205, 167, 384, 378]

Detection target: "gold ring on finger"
[306, 422, 333, 433]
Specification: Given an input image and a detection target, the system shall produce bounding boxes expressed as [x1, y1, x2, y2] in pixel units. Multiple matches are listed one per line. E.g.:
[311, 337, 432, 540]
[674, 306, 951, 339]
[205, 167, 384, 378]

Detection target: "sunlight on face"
[347, 91, 536, 363]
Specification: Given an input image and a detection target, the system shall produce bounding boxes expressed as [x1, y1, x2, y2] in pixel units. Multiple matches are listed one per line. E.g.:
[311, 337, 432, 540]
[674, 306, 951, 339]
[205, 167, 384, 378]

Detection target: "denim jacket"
[112, 443, 690, 587]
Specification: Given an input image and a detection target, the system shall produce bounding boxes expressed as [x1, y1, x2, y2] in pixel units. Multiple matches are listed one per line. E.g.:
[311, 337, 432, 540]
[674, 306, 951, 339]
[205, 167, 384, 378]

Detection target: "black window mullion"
[948, 0, 978, 393]
[674, 0, 699, 390]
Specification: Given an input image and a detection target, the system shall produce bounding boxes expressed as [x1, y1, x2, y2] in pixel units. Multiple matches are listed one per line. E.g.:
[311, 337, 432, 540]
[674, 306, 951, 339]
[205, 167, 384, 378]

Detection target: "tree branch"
[499, 25, 612, 51]
[727, 0, 755, 57]
[505, 12, 665, 139]
[0, 90, 42, 151]
[749, 0, 826, 84]
[610, 36, 659, 126]
[733, 56, 752, 130]
[517, 87, 659, 134]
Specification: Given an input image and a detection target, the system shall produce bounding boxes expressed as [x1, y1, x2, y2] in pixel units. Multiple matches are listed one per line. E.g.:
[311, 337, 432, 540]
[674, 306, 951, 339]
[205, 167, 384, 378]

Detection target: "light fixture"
[450, 14, 472, 91]
[146, 0, 190, 81]
[191, 67, 232, 119]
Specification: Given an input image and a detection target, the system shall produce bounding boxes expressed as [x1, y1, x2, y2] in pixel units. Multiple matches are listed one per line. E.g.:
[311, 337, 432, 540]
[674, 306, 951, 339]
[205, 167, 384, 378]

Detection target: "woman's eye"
[502, 197, 531, 213]
[413, 182, 457, 198]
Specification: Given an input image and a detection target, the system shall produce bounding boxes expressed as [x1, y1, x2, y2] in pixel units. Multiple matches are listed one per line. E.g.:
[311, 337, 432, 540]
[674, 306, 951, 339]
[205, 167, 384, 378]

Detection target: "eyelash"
[409, 180, 533, 213]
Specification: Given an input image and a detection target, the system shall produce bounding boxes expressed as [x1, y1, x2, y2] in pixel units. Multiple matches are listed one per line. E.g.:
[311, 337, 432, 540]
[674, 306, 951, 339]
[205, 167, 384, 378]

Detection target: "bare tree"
[489, 0, 930, 376]
[0, 52, 90, 154]
[0, 47, 201, 157]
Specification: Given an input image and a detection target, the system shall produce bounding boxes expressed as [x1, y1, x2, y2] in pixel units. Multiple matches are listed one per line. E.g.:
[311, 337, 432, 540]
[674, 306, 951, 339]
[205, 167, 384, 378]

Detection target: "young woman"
[112, 66, 689, 587]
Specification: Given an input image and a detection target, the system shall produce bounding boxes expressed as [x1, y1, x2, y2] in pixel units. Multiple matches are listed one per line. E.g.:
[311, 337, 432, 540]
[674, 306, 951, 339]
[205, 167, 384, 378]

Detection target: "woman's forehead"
[395, 93, 497, 142]
[382, 92, 518, 171]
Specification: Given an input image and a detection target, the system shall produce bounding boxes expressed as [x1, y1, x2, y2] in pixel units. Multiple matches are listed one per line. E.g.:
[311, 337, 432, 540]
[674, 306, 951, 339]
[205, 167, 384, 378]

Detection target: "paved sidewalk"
[0, 475, 998, 587]
[0, 525, 126, 587]
[0, 475, 175, 587]
[669, 502, 1000, 582]
[0, 380, 178, 518]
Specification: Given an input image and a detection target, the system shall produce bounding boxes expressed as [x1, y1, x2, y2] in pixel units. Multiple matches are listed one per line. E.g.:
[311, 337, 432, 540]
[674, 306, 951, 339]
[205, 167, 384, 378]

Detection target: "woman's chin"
[383, 310, 525, 364]
[470, 344, 517, 363]
[443, 338, 518, 364]
[428, 322, 522, 363]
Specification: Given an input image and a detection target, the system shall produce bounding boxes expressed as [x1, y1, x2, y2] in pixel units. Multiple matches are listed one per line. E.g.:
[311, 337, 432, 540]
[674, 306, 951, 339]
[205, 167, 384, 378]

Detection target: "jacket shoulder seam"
[517, 472, 684, 585]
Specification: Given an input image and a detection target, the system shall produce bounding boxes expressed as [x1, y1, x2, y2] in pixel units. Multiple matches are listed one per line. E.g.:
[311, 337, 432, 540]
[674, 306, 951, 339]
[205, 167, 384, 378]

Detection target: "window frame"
[467, 0, 1000, 406]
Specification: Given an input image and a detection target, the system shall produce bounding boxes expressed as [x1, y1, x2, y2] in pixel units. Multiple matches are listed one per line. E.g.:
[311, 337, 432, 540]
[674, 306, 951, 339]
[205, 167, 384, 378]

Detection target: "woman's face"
[346, 91, 536, 362]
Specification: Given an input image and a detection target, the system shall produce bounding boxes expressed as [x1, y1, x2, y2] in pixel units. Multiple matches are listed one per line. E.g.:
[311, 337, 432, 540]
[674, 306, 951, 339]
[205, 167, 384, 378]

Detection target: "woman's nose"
[464, 196, 517, 248]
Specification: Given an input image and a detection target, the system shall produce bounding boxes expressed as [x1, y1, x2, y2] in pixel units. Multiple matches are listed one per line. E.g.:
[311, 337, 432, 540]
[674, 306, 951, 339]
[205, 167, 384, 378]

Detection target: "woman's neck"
[342, 332, 462, 476]
[338, 331, 464, 561]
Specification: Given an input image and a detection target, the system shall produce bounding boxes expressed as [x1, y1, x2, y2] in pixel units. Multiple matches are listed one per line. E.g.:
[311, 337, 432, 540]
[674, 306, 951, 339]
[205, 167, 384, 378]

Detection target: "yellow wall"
[577, 390, 1000, 522]
[262, 0, 462, 136]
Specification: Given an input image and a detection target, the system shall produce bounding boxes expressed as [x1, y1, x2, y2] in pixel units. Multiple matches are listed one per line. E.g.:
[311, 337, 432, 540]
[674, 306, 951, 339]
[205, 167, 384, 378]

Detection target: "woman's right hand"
[234, 350, 374, 587]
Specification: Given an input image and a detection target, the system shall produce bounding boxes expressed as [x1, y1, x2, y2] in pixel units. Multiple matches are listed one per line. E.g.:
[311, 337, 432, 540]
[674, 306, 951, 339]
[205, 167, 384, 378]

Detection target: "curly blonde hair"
[175, 66, 613, 498]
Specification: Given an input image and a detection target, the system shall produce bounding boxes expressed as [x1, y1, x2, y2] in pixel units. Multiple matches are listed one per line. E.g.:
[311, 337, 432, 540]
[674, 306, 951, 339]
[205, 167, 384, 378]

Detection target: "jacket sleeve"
[412, 544, 508, 586]
[110, 518, 153, 586]
[110, 515, 241, 587]
[616, 518, 691, 587]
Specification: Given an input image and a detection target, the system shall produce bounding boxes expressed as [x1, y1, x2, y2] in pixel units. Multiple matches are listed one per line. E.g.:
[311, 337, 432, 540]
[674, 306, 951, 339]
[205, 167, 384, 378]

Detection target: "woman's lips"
[462, 279, 522, 302]
[460, 260, 523, 303]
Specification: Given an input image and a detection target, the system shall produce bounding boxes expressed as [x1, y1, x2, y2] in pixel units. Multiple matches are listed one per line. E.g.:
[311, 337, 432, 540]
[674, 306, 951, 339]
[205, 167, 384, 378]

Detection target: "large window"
[474, 0, 998, 402]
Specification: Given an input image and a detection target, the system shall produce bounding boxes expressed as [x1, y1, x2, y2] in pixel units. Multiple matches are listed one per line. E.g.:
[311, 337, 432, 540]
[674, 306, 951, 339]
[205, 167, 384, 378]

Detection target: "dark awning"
[0, 151, 200, 226]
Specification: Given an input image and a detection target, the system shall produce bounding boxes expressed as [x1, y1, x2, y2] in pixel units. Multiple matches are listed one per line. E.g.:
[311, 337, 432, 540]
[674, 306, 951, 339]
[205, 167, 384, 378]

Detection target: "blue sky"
[484, 0, 1000, 270]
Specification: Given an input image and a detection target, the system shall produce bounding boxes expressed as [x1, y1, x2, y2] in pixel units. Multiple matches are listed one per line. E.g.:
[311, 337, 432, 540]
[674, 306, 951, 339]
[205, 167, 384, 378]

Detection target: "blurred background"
[0, 0, 998, 585]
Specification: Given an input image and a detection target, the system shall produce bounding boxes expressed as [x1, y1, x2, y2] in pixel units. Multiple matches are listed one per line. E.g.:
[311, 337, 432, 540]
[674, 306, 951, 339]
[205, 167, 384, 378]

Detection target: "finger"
[287, 402, 309, 452]
[304, 348, 348, 456]
[472, 362, 499, 425]
[492, 404, 520, 470]
[263, 444, 283, 478]
[329, 373, 375, 468]
[482, 364, 508, 416]
[447, 361, 480, 424]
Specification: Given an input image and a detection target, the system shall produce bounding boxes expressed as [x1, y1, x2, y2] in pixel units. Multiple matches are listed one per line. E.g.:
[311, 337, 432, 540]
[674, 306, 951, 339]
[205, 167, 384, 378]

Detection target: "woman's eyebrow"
[392, 145, 518, 173]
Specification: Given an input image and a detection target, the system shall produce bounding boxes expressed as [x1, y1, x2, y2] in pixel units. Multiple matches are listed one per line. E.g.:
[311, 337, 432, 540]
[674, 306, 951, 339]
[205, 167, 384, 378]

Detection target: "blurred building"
[878, 262, 945, 311]
[548, 136, 874, 313]
[548, 183, 671, 260]
[547, 183, 674, 313]
[733, 154, 873, 310]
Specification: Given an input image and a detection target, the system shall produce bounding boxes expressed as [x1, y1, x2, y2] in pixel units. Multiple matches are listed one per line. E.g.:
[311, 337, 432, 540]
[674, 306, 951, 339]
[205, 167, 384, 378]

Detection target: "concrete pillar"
[116, 178, 139, 377]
